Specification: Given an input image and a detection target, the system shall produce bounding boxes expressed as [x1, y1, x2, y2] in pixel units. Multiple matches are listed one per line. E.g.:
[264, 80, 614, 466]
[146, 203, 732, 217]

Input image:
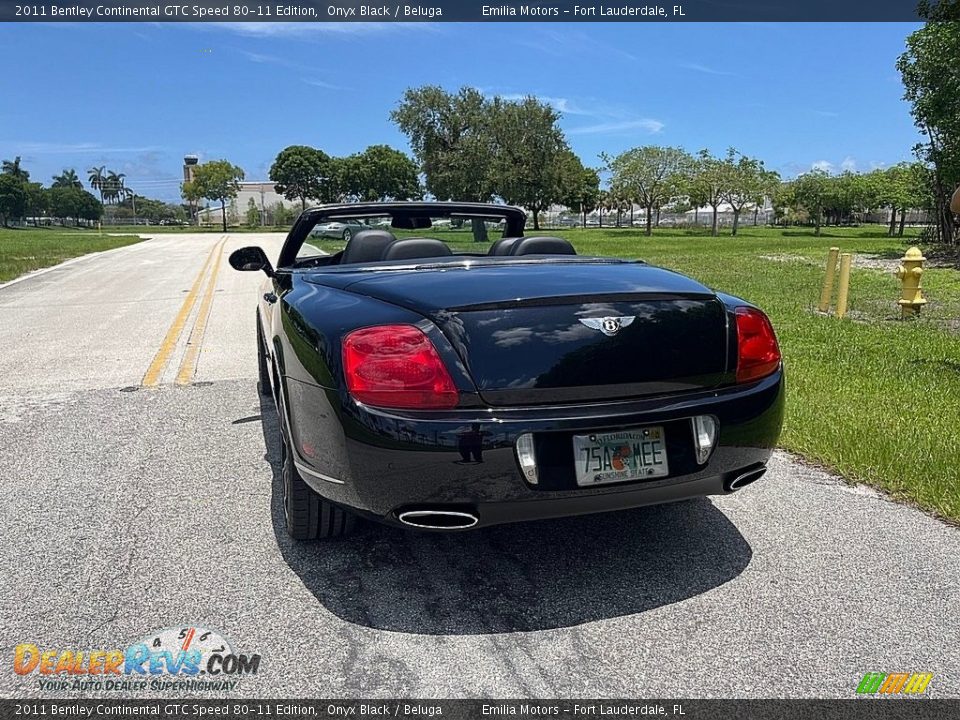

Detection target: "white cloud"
[302, 78, 342, 90]
[3, 142, 160, 155]
[207, 22, 400, 38]
[485, 90, 664, 137]
[840, 156, 857, 172]
[568, 119, 665, 136]
[679, 62, 736, 76]
[496, 94, 593, 116]
[813, 109, 840, 118]
[811, 160, 834, 173]
[237, 50, 342, 89]
[518, 29, 638, 62]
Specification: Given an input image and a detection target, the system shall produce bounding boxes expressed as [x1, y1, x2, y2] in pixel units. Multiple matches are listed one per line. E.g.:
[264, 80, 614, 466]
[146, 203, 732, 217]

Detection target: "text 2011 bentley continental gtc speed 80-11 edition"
[229, 202, 783, 540]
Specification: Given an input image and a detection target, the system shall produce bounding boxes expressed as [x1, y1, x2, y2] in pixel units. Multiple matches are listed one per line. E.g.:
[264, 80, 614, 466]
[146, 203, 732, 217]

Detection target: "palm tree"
[118, 181, 137, 224]
[87, 166, 106, 204]
[2, 156, 29, 181]
[597, 189, 610, 228]
[52, 169, 83, 189]
[103, 171, 125, 205]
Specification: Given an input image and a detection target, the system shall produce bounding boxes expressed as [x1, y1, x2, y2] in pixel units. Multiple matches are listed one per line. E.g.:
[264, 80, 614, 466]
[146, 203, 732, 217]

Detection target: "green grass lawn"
[316, 223, 960, 522]
[0, 227, 144, 283]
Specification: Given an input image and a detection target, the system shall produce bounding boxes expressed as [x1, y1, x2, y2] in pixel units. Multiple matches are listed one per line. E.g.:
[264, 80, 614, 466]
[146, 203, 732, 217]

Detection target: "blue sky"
[0, 21, 923, 202]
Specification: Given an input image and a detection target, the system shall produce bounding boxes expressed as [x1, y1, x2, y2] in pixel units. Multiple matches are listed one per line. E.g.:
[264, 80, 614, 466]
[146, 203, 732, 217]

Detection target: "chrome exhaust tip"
[725, 466, 767, 493]
[397, 510, 479, 530]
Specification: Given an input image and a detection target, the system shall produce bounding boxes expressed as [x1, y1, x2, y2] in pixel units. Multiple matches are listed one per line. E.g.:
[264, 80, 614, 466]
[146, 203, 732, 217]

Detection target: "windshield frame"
[277, 201, 527, 269]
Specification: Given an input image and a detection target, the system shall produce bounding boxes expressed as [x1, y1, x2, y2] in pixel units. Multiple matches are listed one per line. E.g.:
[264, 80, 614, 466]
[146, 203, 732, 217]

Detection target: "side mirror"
[229, 246, 274, 277]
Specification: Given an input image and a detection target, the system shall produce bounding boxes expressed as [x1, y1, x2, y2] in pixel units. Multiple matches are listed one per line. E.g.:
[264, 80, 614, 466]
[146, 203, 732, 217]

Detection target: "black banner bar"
[1, 700, 959, 720]
[0, 0, 944, 23]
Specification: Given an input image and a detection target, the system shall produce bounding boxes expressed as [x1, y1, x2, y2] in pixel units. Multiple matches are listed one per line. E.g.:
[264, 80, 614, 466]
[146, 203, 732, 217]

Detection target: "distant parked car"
[310, 220, 367, 242]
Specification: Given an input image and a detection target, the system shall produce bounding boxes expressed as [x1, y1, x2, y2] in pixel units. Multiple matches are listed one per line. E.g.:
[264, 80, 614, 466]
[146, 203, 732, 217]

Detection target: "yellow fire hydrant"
[896, 246, 927, 318]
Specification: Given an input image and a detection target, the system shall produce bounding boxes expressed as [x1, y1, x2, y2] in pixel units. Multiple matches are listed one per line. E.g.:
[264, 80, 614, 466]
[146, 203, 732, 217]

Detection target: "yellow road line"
[175, 236, 227, 385]
[141, 237, 224, 387]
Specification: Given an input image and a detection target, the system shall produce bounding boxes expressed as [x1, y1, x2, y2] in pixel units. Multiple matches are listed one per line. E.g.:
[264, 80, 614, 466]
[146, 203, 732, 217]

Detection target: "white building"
[197, 181, 301, 226]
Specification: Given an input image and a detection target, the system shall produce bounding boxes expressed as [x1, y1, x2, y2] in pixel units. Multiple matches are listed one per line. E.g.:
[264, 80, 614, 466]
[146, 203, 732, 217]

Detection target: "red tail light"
[342, 325, 459, 409]
[735, 307, 781, 383]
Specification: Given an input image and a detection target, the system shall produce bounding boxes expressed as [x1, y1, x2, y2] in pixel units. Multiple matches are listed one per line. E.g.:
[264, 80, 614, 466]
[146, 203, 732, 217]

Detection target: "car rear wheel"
[256, 314, 271, 397]
[342, 228, 352, 242]
[279, 422, 356, 541]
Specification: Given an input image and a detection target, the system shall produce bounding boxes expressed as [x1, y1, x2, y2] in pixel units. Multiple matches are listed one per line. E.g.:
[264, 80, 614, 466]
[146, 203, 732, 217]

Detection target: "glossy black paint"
[237, 202, 784, 530]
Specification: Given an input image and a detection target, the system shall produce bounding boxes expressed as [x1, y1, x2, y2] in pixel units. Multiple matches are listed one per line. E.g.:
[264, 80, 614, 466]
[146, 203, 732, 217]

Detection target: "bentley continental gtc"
[229, 202, 784, 539]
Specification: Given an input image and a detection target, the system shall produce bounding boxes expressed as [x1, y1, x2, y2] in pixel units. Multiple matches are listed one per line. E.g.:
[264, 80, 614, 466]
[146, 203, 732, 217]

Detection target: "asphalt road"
[0, 233, 958, 699]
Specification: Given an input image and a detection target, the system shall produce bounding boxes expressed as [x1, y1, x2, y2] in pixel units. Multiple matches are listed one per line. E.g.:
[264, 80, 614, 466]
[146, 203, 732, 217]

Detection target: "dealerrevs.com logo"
[856, 672, 933, 695]
[13, 626, 261, 692]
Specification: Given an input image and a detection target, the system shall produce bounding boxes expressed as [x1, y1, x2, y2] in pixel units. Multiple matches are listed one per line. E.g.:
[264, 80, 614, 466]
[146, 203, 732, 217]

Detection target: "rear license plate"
[573, 427, 669, 487]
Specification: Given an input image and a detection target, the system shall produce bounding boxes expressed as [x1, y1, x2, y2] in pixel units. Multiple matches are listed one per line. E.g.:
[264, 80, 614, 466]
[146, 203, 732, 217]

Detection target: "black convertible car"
[229, 202, 783, 540]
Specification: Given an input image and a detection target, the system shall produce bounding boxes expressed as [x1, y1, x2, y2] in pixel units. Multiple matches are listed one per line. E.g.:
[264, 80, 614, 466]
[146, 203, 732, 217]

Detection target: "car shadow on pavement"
[258, 391, 753, 635]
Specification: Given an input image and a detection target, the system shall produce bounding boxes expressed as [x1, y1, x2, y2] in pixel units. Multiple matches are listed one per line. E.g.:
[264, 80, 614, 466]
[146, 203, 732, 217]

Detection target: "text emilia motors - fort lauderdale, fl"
[16, 3, 686, 19]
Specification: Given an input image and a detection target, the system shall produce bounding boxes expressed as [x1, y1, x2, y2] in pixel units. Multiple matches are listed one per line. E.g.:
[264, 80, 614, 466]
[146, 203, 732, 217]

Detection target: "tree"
[342, 144, 421, 202]
[690, 150, 730, 236]
[269, 145, 333, 211]
[180, 180, 202, 224]
[191, 160, 244, 231]
[884, 162, 933, 237]
[771, 180, 798, 225]
[562, 166, 601, 226]
[898, 7, 960, 244]
[87, 166, 106, 204]
[51, 188, 102, 225]
[0, 175, 26, 226]
[721, 149, 771, 236]
[101, 171, 125, 205]
[246, 197, 260, 227]
[488, 96, 574, 230]
[76, 189, 103, 224]
[2, 156, 29, 182]
[52, 169, 83, 189]
[130, 196, 181, 225]
[792, 169, 831, 236]
[23, 182, 47, 225]
[392, 86, 496, 241]
[271, 202, 294, 227]
[604, 146, 692, 236]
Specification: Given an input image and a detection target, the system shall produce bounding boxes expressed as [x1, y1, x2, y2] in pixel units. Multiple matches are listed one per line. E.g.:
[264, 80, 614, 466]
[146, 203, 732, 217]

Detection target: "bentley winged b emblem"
[579, 316, 635, 337]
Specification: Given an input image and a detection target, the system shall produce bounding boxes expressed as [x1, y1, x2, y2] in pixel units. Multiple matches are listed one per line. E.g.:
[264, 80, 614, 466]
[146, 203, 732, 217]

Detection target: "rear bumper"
[286, 370, 784, 529]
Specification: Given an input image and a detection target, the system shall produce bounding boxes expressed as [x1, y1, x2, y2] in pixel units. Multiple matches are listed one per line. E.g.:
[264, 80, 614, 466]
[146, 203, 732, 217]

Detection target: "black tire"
[256, 314, 272, 398]
[280, 426, 356, 541]
[342, 228, 352, 242]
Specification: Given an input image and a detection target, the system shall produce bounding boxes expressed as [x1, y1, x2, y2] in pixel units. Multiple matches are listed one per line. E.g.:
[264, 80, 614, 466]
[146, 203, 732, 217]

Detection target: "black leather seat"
[509, 236, 576, 256]
[381, 238, 453, 261]
[341, 229, 397, 264]
[488, 237, 521, 256]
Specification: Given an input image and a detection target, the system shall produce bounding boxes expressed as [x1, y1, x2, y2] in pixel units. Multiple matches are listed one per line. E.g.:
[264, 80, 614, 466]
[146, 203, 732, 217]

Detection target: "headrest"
[509, 236, 576, 256]
[341, 229, 397, 264]
[488, 237, 521, 256]
[381, 238, 453, 261]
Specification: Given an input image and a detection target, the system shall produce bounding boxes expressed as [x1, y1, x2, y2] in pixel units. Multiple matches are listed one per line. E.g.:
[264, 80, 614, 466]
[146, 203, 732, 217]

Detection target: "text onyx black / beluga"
[229, 202, 784, 541]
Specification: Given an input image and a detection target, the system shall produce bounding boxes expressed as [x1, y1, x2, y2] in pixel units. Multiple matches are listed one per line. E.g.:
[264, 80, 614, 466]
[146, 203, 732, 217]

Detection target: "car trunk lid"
[316, 260, 731, 406]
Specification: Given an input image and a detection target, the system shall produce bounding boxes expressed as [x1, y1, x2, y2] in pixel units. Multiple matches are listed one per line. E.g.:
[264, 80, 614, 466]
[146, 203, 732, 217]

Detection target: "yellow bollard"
[896, 246, 927, 318]
[835, 253, 852, 319]
[818, 247, 840, 313]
